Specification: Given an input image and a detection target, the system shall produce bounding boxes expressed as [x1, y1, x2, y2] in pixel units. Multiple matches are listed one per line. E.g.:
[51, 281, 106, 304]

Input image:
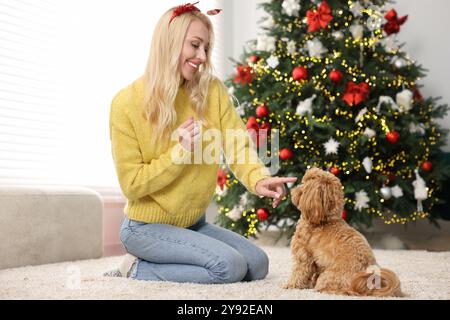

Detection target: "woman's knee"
[119, 220, 147, 255]
[210, 250, 247, 284]
[245, 247, 269, 281]
[119, 222, 131, 247]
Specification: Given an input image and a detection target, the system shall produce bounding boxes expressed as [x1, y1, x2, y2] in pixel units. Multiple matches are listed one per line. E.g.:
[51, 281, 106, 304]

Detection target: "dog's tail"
[350, 265, 403, 297]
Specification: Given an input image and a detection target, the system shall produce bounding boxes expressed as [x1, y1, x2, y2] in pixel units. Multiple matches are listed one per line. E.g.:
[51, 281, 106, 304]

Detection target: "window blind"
[0, 0, 226, 187]
[0, 0, 67, 185]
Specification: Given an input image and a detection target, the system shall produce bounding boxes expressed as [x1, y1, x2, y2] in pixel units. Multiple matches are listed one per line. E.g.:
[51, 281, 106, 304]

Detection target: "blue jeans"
[119, 215, 269, 284]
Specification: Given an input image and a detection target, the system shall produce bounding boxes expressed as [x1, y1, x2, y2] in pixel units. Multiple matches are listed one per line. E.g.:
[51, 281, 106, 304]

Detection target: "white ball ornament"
[380, 186, 392, 200]
[362, 157, 373, 174]
[394, 58, 407, 69]
[332, 31, 344, 41]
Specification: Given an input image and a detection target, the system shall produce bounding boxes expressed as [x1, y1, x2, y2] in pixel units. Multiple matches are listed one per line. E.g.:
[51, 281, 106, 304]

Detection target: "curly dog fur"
[284, 168, 402, 297]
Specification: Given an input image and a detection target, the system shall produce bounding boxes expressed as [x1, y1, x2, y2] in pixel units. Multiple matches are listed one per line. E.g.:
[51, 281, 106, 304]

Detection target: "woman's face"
[179, 19, 210, 81]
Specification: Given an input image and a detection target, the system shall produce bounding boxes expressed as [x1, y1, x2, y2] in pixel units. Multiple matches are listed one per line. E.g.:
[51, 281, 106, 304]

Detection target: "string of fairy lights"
[218, 0, 443, 234]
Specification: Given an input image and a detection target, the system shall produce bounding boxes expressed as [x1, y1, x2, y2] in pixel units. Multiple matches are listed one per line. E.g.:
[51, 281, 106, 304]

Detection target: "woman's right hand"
[177, 116, 200, 152]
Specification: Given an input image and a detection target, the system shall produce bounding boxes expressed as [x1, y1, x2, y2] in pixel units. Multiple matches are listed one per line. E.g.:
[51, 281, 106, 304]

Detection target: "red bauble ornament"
[279, 148, 294, 161]
[246, 117, 269, 148]
[256, 104, 269, 118]
[246, 116, 258, 130]
[258, 122, 270, 147]
[292, 66, 308, 81]
[257, 208, 270, 221]
[386, 130, 400, 144]
[341, 210, 347, 221]
[329, 69, 343, 83]
[260, 122, 270, 131]
[246, 116, 260, 147]
[422, 161, 433, 172]
[217, 169, 227, 191]
[330, 167, 340, 175]
[249, 55, 259, 63]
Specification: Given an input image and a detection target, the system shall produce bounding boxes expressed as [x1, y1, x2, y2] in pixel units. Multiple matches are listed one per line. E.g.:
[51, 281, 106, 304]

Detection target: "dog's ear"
[321, 177, 344, 217]
[307, 185, 327, 225]
[290, 185, 302, 207]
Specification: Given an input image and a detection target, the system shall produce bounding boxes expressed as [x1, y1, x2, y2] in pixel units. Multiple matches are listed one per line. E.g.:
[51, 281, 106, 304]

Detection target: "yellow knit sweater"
[109, 77, 271, 227]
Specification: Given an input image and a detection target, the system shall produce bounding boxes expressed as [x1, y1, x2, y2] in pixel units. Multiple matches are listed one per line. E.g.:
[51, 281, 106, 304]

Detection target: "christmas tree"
[213, 0, 450, 239]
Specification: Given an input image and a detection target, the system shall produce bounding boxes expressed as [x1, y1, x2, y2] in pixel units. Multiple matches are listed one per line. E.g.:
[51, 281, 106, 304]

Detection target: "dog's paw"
[282, 283, 292, 289]
[283, 280, 312, 290]
[282, 282, 297, 289]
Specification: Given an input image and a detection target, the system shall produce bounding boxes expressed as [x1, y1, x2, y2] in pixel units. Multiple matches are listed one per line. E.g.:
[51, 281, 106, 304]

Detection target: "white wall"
[224, 0, 450, 151]
[394, 0, 450, 150]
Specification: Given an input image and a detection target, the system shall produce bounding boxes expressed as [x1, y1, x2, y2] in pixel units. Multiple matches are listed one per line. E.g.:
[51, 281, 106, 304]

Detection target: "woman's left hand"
[255, 177, 298, 208]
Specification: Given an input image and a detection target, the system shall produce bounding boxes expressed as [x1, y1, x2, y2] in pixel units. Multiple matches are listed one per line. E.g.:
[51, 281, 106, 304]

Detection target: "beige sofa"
[0, 186, 103, 270]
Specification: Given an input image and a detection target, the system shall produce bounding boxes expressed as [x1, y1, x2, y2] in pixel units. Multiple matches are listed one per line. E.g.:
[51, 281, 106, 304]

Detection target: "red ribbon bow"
[383, 9, 408, 35]
[306, 1, 333, 33]
[342, 81, 370, 106]
[170, 2, 222, 25]
[234, 64, 253, 86]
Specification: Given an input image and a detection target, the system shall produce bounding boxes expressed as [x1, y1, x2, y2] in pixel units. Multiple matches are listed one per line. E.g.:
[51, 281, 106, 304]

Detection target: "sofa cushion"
[0, 186, 103, 269]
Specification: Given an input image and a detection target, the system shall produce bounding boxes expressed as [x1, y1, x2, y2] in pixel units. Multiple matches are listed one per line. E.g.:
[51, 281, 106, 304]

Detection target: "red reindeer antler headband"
[169, 1, 222, 25]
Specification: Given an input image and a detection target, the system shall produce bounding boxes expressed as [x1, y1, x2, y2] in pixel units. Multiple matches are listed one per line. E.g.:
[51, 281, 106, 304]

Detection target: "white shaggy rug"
[1, 247, 449, 300]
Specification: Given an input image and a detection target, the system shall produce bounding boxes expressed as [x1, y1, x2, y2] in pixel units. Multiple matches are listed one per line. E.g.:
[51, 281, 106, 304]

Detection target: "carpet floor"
[1, 247, 449, 300]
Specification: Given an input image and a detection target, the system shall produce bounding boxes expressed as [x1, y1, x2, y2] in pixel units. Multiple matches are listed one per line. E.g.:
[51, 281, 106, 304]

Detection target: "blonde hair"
[143, 7, 216, 148]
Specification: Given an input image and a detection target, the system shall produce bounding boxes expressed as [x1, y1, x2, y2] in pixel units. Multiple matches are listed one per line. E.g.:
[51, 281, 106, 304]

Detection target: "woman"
[106, 3, 297, 283]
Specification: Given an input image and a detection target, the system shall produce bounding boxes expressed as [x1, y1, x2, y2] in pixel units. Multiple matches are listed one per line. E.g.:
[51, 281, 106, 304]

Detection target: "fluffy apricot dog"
[284, 168, 402, 297]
